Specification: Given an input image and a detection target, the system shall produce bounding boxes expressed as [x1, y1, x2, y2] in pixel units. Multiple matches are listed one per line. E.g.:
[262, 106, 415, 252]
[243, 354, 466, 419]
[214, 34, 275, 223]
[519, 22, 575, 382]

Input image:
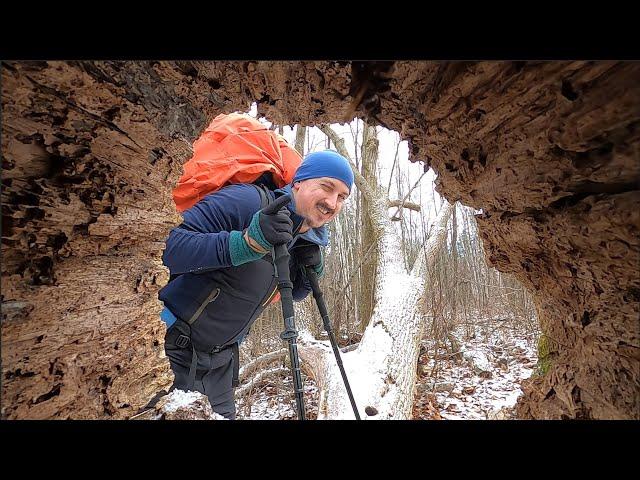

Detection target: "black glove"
[247, 194, 293, 250]
[293, 244, 324, 276]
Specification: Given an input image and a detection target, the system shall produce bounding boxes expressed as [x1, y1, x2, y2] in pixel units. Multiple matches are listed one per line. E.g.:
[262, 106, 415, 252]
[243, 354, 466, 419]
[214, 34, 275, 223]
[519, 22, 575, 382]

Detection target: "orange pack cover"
[173, 113, 302, 212]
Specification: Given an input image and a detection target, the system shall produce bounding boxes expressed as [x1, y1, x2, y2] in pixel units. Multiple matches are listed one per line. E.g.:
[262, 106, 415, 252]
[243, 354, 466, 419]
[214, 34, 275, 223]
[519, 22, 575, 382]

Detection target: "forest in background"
[235, 116, 540, 419]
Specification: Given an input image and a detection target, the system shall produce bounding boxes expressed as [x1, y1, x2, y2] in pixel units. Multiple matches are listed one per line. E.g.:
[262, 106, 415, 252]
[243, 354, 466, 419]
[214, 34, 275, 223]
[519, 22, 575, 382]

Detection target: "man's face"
[292, 177, 350, 228]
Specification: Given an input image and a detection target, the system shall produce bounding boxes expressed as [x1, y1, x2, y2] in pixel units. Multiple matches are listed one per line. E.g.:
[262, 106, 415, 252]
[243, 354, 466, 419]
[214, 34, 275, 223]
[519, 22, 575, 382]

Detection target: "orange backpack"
[173, 113, 303, 212]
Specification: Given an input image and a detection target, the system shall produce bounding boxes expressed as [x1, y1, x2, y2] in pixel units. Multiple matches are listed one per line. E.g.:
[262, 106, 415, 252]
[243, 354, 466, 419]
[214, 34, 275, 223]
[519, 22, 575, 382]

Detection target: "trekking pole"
[262, 194, 306, 420]
[305, 267, 361, 420]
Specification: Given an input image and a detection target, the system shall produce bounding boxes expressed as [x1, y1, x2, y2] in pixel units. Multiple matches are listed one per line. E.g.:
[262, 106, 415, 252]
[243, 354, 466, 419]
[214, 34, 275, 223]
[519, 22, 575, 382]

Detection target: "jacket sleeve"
[162, 185, 262, 275]
[162, 228, 233, 275]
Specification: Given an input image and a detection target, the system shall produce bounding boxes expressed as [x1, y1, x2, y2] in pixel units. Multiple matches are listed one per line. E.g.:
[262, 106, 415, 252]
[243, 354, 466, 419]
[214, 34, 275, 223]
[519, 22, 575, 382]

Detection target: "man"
[157, 149, 354, 419]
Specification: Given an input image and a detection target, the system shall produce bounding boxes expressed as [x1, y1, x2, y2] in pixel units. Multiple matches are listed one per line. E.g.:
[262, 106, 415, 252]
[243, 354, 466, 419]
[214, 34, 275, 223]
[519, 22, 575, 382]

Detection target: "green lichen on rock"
[535, 333, 553, 376]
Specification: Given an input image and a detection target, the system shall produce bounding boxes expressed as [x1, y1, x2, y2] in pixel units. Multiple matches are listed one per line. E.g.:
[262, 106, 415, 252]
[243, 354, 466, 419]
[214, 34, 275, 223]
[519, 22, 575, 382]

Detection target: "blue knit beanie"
[292, 150, 354, 192]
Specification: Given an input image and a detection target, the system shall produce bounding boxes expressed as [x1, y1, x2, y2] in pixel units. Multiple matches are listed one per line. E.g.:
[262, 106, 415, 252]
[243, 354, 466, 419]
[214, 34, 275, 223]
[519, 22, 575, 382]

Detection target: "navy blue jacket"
[159, 183, 328, 352]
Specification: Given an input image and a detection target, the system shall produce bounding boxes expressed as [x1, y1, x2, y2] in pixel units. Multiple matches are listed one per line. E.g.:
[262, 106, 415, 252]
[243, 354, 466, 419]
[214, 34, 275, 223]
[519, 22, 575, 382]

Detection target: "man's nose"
[325, 194, 338, 210]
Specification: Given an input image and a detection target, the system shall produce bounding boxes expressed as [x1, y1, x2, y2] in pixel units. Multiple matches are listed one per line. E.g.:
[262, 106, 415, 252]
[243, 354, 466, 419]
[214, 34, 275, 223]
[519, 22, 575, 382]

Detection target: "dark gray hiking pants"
[164, 326, 237, 420]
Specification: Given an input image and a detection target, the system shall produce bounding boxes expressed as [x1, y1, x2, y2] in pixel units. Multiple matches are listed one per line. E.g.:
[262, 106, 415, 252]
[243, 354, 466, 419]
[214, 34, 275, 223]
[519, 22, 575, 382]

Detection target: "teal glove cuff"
[247, 211, 272, 251]
[229, 230, 266, 266]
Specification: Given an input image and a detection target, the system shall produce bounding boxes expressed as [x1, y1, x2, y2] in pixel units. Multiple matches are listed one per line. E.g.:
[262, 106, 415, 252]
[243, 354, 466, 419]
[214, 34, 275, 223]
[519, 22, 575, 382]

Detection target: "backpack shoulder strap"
[252, 183, 272, 210]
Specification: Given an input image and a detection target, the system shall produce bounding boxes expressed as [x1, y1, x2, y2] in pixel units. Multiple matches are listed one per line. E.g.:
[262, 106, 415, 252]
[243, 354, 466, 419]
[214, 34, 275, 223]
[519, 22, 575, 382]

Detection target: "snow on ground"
[237, 374, 319, 420]
[414, 321, 539, 420]
[161, 390, 204, 412]
[237, 318, 539, 420]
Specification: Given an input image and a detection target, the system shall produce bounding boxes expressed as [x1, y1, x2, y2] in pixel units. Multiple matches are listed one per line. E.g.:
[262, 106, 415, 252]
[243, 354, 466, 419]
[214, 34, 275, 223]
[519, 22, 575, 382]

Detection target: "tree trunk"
[357, 123, 379, 332]
[299, 201, 453, 419]
[311, 124, 455, 418]
[1, 61, 245, 419]
[294, 125, 306, 156]
[448, 203, 459, 353]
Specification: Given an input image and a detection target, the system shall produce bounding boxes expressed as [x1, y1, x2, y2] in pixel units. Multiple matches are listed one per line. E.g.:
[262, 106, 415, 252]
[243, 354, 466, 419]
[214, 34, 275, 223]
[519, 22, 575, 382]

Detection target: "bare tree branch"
[390, 170, 427, 220]
[236, 367, 288, 398]
[239, 348, 287, 380]
[387, 199, 421, 212]
[386, 134, 401, 195]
